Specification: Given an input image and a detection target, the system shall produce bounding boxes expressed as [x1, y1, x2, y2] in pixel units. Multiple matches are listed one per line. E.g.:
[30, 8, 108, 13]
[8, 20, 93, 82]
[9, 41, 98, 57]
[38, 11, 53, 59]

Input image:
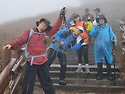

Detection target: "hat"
[71, 13, 80, 19]
[96, 14, 107, 23]
[36, 18, 52, 31]
[85, 8, 89, 12]
[94, 8, 100, 12]
[77, 26, 84, 33]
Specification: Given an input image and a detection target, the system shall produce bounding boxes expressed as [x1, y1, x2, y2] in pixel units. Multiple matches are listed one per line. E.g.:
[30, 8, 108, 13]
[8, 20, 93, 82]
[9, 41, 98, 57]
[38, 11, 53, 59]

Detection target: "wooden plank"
[0, 58, 16, 86]
[3, 48, 11, 69]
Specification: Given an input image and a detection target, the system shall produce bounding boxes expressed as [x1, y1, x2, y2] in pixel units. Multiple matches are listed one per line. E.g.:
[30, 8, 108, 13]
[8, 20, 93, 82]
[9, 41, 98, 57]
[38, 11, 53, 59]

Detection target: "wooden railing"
[0, 48, 25, 94]
[120, 20, 125, 55]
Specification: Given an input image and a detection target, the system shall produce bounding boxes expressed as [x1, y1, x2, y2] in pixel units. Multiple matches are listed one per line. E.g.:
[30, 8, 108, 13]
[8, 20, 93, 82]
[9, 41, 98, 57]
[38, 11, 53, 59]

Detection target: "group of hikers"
[3, 7, 117, 94]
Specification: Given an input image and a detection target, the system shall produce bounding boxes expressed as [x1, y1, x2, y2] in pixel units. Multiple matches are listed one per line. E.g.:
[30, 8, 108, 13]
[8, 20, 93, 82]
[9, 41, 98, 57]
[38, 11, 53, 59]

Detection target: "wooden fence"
[0, 48, 25, 94]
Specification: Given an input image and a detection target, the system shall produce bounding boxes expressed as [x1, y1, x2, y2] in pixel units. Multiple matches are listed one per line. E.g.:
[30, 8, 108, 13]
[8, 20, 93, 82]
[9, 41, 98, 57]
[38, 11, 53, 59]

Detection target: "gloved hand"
[93, 20, 97, 26]
[112, 37, 116, 45]
[59, 7, 66, 18]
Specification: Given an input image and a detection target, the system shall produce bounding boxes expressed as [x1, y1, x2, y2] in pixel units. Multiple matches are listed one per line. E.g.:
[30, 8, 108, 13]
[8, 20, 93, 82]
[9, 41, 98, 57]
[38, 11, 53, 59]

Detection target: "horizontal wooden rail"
[0, 47, 26, 94]
[0, 58, 16, 86]
[11, 56, 24, 73]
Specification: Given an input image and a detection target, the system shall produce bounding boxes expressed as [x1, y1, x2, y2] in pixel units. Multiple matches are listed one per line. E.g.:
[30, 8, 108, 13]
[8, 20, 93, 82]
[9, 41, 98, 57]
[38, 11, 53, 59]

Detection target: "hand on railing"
[3, 44, 12, 50]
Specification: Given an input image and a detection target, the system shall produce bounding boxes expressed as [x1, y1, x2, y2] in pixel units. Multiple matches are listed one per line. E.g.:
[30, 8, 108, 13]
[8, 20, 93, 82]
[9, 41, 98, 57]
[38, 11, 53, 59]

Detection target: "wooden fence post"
[1, 48, 11, 94]
[3, 48, 11, 70]
[15, 50, 21, 60]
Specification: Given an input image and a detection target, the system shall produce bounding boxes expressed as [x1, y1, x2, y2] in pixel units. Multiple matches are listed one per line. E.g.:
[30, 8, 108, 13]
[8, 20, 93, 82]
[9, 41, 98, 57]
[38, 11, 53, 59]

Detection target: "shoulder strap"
[28, 29, 34, 40]
[28, 29, 46, 40]
[25, 29, 35, 58]
[43, 32, 46, 36]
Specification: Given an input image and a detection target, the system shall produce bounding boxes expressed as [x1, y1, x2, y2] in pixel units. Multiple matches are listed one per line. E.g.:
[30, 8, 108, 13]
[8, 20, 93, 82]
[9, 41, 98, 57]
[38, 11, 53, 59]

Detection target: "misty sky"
[0, 0, 107, 24]
[0, 0, 81, 24]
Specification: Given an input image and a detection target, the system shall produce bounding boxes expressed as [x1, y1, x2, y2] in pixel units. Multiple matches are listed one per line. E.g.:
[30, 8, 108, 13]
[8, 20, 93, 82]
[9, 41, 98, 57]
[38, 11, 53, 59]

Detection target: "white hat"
[77, 26, 84, 32]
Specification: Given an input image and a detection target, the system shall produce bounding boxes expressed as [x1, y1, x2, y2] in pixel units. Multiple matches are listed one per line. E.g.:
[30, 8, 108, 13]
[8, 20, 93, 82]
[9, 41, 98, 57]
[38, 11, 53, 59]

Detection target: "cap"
[71, 13, 80, 19]
[96, 14, 107, 23]
[36, 18, 52, 31]
[77, 26, 84, 33]
[97, 14, 105, 19]
[94, 8, 100, 12]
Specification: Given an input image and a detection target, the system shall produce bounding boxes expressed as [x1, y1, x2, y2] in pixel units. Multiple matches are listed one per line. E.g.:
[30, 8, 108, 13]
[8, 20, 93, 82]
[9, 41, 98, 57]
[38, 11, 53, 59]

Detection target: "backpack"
[60, 29, 72, 38]
[25, 29, 47, 65]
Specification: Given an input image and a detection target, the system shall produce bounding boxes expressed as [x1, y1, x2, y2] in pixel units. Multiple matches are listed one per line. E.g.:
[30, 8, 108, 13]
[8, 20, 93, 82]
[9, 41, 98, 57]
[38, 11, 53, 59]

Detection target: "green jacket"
[87, 21, 93, 32]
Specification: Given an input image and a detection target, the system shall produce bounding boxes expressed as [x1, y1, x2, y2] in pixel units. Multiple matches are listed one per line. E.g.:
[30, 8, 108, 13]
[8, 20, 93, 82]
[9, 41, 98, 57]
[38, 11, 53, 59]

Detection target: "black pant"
[97, 58, 112, 77]
[48, 48, 67, 80]
[87, 32, 91, 43]
[22, 61, 55, 94]
[77, 45, 89, 64]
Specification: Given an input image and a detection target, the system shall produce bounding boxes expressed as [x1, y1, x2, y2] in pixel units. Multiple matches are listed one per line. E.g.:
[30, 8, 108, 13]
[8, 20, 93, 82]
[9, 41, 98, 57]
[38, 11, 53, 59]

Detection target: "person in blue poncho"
[47, 26, 84, 85]
[90, 14, 117, 80]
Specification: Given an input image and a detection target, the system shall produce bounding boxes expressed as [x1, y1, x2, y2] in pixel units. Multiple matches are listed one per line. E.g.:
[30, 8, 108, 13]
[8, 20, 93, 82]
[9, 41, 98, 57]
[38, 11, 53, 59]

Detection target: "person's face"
[99, 18, 105, 26]
[38, 21, 47, 32]
[85, 11, 89, 14]
[95, 10, 99, 14]
[75, 28, 82, 36]
[74, 16, 80, 22]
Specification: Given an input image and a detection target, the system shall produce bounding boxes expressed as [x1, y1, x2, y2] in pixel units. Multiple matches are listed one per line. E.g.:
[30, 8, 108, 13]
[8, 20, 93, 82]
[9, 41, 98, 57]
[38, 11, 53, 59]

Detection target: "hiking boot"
[59, 80, 66, 85]
[75, 64, 83, 73]
[85, 64, 90, 74]
[107, 76, 113, 81]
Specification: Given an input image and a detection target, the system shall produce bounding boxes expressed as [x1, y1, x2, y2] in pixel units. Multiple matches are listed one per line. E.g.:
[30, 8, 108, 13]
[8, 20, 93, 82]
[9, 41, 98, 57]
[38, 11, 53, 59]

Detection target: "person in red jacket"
[3, 8, 66, 94]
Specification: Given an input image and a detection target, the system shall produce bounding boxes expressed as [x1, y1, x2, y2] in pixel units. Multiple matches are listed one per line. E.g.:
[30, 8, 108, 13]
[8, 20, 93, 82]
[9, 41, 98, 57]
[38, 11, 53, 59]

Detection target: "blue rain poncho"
[90, 24, 117, 64]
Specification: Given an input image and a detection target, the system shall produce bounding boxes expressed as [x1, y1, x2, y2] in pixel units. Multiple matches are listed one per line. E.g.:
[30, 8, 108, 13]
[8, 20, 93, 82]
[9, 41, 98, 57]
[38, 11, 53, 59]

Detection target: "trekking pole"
[112, 38, 116, 86]
[61, 7, 77, 65]
[50, 7, 67, 58]
[61, 7, 68, 29]
[61, 8, 78, 64]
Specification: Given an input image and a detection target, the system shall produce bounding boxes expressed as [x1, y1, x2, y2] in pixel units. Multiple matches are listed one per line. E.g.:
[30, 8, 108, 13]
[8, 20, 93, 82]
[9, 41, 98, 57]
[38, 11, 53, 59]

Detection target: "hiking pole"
[50, 7, 67, 58]
[112, 39, 116, 86]
[61, 8, 77, 64]
[61, 7, 68, 68]
[61, 7, 68, 29]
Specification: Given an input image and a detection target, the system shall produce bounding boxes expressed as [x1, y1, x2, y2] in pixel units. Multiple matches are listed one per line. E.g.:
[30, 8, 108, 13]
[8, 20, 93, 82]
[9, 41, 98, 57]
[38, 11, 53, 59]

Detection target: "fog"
[0, 0, 124, 61]
[0, 0, 108, 24]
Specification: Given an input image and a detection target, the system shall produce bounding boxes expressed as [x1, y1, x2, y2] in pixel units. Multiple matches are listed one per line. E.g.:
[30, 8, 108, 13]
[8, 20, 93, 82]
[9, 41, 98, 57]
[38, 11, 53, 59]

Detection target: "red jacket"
[9, 17, 62, 65]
